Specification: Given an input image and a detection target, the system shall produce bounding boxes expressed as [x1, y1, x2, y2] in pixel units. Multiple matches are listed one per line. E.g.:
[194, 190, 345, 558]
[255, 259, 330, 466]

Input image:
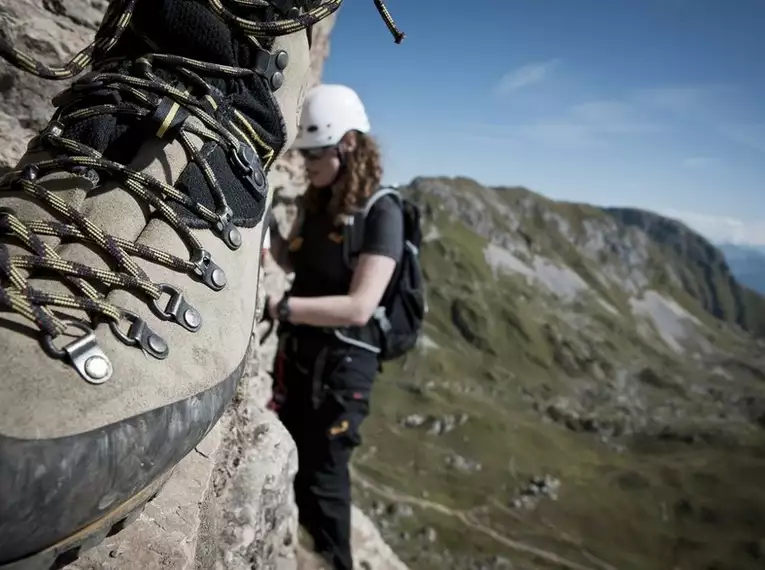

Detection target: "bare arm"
[283, 253, 396, 327]
[273, 195, 404, 328]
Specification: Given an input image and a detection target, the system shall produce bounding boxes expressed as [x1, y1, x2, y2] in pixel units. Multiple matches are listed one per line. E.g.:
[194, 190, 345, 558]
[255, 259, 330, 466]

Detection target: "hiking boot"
[0, 0, 404, 567]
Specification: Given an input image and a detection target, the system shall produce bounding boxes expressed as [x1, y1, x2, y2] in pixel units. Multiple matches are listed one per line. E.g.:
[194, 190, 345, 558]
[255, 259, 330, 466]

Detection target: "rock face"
[0, 0, 106, 170]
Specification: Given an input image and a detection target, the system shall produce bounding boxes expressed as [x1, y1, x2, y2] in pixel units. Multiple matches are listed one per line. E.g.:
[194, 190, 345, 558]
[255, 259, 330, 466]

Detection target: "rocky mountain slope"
[604, 208, 765, 336]
[349, 176, 765, 570]
[719, 243, 765, 296]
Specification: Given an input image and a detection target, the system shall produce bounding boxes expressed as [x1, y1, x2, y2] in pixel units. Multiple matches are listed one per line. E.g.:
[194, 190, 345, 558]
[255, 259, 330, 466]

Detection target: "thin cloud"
[571, 101, 637, 122]
[494, 59, 560, 96]
[632, 86, 713, 113]
[570, 100, 666, 134]
[631, 84, 765, 156]
[512, 99, 665, 148]
[683, 156, 722, 169]
[462, 133, 522, 146]
[517, 122, 599, 148]
[718, 123, 765, 154]
[664, 209, 765, 246]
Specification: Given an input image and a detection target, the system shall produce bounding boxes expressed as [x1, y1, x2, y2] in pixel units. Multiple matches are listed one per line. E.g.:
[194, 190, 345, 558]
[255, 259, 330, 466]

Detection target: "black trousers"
[272, 332, 378, 570]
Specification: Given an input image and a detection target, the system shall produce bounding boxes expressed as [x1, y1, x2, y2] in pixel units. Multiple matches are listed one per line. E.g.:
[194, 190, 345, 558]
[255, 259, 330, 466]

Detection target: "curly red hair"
[300, 133, 383, 225]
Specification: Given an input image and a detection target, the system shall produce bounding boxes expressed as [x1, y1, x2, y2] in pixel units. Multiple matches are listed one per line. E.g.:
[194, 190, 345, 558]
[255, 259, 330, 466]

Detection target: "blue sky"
[321, 0, 765, 245]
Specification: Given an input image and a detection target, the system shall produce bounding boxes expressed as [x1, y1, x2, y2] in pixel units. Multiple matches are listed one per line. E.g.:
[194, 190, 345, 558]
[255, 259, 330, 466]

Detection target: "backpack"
[343, 186, 427, 361]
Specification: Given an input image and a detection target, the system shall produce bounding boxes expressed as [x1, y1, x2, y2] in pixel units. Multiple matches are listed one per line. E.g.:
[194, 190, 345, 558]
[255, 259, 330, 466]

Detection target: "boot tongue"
[111, 0, 245, 68]
[56, 0, 250, 164]
[47, 0, 283, 226]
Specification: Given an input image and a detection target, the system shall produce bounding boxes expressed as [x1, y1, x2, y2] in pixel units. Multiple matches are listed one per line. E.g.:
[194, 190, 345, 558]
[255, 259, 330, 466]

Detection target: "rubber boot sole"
[0, 469, 174, 570]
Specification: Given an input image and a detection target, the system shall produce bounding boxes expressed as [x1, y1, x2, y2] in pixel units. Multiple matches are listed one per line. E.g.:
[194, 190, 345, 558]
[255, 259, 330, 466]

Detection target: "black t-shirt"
[288, 188, 404, 299]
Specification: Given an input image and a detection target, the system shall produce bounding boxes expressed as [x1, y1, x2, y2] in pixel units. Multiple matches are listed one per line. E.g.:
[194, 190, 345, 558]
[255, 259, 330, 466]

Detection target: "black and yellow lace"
[0, 0, 404, 372]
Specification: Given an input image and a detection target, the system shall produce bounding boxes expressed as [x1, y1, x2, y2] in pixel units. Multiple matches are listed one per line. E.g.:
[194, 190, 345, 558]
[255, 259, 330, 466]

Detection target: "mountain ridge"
[407, 175, 765, 339]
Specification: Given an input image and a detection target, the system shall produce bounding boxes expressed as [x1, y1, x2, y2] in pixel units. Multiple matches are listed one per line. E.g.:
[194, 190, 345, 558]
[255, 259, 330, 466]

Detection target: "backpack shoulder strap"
[343, 185, 402, 266]
[361, 186, 402, 218]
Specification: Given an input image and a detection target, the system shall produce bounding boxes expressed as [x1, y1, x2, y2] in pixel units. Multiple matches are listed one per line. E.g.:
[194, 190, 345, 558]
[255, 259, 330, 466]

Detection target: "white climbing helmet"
[293, 84, 371, 149]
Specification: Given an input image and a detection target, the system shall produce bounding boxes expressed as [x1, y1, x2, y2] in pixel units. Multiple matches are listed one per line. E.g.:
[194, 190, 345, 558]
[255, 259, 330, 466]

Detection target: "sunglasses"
[299, 146, 334, 161]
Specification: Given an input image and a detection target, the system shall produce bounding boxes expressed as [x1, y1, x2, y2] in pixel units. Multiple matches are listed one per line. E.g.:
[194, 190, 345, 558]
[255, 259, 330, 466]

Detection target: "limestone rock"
[0, 0, 104, 169]
[69, 427, 223, 570]
[287, 508, 411, 570]
[350, 507, 409, 570]
[211, 402, 299, 570]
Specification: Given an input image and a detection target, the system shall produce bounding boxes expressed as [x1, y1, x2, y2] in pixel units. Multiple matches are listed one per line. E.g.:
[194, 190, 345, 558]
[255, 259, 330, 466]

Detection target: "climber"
[0, 1, 404, 568]
[265, 83, 403, 570]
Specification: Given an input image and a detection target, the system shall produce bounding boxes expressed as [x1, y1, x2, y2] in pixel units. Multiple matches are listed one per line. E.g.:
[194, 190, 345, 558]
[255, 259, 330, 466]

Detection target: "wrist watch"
[276, 295, 291, 322]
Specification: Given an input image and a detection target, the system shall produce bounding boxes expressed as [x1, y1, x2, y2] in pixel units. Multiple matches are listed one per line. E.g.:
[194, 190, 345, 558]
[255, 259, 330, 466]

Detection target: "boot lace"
[0, 0, 404, 383]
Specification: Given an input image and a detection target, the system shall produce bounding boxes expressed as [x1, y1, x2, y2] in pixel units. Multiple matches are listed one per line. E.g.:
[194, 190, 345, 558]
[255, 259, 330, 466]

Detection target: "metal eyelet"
[42, 319, 113, 385]
[109, 310, 169, 360]
[215, 206, 242, 251]
[190, 248, 227, 291]
[151, 283, 202, 332]
[231, 144, 267, 200]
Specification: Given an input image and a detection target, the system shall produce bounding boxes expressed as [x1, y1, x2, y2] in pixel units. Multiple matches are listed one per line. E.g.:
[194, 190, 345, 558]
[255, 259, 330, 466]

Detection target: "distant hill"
[353, 176, 765, 570]
[718, 243, 765, 295]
